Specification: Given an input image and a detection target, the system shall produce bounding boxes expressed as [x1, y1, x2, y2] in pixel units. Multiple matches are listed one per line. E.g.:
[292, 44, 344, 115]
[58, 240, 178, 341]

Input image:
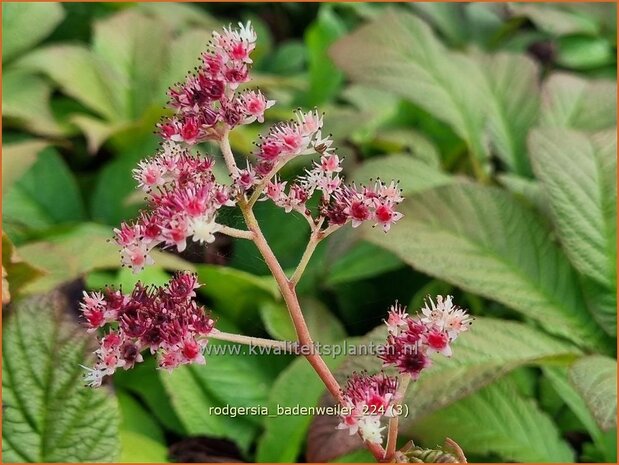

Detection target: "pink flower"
[239, 90, 275, 124]
[374, 202, 403, 232]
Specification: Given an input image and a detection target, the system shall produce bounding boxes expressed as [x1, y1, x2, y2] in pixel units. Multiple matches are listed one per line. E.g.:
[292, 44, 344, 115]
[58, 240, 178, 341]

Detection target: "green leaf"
[2, 69, 67, 136]
[351, 154, 453, 196]
[1, 140, 50, 195]
[2, 233, 45, 304]
[366, 183, 608, 350]
[117, 391, 165, 444]
[113, 357, 185, 435]
[529, 129, 616, 332]
[2, 294, 120, 462]
[118, 390, 169, 462]
[160, 28, 214, 97]
[3, 147, 85, 231]
[542, 366, 613, 461]
[326, 241, 403, 286]
[540, 73, 617, 131]
[17, 223, 195, 293]
[119, 431, 169, 463]
[161, 340, 288, 454]
[480, 52, 540, 176]
[556, 35, 614, 70]
[14, 45, 121, 121]
[257, 351, 346, 462]
[2, 2, 65, 63]
[260, 297, 346, 343]
[136, 2, 218, 34]
[92, 10, 170, 119]
[302, 5, 346, 106]
[569, 355, 617, 431]
[510, 3, 600, 36]
[331, 11, 490, 171]
[197, 264, 279, 323]
[411, 379, 574, 462]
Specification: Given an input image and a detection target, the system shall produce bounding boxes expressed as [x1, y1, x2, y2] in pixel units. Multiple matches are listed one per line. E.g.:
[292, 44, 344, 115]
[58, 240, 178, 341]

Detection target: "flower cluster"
[116, 143, 235, 272]
[159, 21, 274, 145]
[263, 152, 404, 232]
[380, 296, 472, 379]
[80, 272, 214, 387]
[337, 372, 399, 444]
[337, 297, 471, 444]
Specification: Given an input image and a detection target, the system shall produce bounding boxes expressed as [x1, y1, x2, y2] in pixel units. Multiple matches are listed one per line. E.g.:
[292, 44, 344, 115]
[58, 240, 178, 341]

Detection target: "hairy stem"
[218, 225, 255, 240]
[384, 376, 411, 461]
[220, 128, 238, 174]
[210, 329, 294, 351]
[290, 233, 320, 285]
[239, 200, 343, 398]
[219, 137, 386, 462]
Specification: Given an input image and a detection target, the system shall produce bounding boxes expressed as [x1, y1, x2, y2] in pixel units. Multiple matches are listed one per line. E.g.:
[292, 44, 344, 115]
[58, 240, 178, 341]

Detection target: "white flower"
[357, 416, 385, 444]
[191, 216, 222, 244]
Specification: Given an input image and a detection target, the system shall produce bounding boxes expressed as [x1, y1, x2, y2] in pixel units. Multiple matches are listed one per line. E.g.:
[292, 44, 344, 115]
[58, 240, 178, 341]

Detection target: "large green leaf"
[2, 294, 120, 462]
[2, 69, 67, 136]
[539, 73, 617, 131]
[2, 2, 64, 63]
[92, 10, 170, 119]
[411, 379, 574, 462]
[569, 355, 617, 432]
[3, 147, 86, 239]
[481, 52, 540, 176]
[331, 11, 489, 172]
[366, 183, 608, 350]
[14, 45, 121, 121]
[530, 129, 616, 333]
[543, 366, 616, 462]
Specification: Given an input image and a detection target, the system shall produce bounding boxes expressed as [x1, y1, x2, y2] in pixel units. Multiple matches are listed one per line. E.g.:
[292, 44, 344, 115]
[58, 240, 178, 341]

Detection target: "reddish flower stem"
[220, 135, 387, 462]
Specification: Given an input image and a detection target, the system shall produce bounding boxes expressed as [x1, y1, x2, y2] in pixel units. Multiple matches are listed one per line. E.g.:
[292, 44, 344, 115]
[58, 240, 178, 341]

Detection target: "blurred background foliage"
[2, 2, 617, 463]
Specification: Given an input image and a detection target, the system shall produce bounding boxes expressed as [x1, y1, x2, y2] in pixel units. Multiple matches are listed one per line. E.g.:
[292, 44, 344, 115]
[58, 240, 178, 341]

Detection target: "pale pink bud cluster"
[158, 21, 274, 145]
[116, 143, 235, 273]
[262, 152, 403, 232]
[380, 297, 472, 379]
[80, 272, 214, 387]
[337, 372, 399, 444]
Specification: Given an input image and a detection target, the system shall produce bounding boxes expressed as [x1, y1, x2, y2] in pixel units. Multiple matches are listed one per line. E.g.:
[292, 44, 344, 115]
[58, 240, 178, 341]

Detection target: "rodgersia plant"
[80, 22, 471, 462]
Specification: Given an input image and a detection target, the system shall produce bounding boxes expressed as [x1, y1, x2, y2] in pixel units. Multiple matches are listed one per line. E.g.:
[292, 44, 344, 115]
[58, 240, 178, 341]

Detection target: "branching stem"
[210, 329, 293, 351]
[218, 225, 254, 240]
[384, 376, 411, 461]
[217, 136, 387, 462]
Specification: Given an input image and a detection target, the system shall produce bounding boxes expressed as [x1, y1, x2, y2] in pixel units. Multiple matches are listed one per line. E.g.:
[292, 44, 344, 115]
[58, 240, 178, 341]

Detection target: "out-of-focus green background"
[2, 2, 617, 463]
